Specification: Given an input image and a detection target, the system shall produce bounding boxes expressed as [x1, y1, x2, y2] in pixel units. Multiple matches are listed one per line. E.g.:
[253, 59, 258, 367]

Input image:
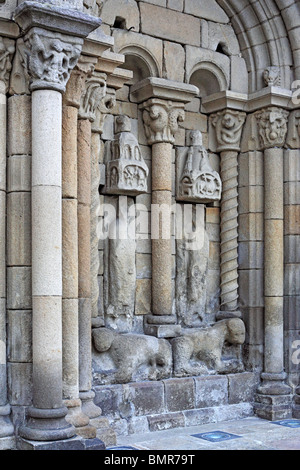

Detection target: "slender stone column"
[13, 2, 101, 446]
[0, 38, 15, 448]
[211, 110, 246, 320]
[62, 62, 96, 437]
[141, 98, 185, 338]
[78, 72, 106, 421]
[254, 106, 292, 420]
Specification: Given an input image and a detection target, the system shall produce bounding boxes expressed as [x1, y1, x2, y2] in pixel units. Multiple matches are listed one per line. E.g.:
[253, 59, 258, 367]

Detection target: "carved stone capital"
[79, 71, 107, 121]
[255, 106, 289, 149]
[92, 87, 116, 134]
[140, 98, 185, 145]
[64, 57, 96, 108]
[0, 37, 15, 93]
[211, 109, 246, 153]
[22, 28, 83, 92]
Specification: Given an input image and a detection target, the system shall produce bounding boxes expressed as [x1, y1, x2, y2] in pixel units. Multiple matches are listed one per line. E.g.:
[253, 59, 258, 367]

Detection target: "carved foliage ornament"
[255, 107, 289, 149]
[142, 99, 185, 145]
[23, 29, 82, 92]
[211, 109, 246, 152]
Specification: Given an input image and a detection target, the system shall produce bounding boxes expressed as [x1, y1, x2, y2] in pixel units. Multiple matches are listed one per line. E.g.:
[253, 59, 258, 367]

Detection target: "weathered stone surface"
[135, 279, 151, 315]
[7, 267, 32, 310]
[228, 372, 259, 404]
[7, 192, 31, 267]
[128, 382, 165, 416]
[8, 363, 33, 406]
[194, 375, 228, 408]
[140, 3, 201, 46]
[7, 155, 31, 193]
[163, 41, 185, 82]
[8, 310, 32, 363]
[8, 95, 31, 157]
[164, 378, 195, 412]
[100, 0, 140, 30]
[147, 412, 185, 432]
[184, 0, 229, 23]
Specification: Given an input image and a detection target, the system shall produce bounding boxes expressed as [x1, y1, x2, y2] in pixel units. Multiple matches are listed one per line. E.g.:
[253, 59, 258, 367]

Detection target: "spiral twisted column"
[211, 110, 246, 320]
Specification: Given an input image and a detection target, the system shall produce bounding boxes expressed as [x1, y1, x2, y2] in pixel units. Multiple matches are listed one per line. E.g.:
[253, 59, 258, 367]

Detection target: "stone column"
[131, 78, 199, 338]
[78, 71, 106, 422]
[62, 60, 97, 437]
[211, 109, 246, 320]
[13, 2, 101, 446]
[141, 99, 184, 338]
[0, 37, 15, 449]
[254, 106, 292, 420]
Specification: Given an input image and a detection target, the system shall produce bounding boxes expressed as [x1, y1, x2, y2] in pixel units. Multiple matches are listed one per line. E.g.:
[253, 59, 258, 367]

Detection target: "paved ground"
[112, 417, 300, 450]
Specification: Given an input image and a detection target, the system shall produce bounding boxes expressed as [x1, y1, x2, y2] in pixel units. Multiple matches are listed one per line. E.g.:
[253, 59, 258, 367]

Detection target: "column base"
[216, 310, 242, 321]
[80, 390, 102, 420]
[144, 315, 181, 338]
[19, 406, 76, 442]
[254, 372, 292, 421]
[17, 436, 106, 451]
[292, 388, 300, 418]
[0, 404, 14, 438]
[64, 398, 97, 439]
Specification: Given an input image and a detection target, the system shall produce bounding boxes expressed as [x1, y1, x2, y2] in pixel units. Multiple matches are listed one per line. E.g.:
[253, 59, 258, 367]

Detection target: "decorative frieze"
[104, 115, 149, 196]
[176, 130, 222, 203]
[141, 98, 185, 145]
[255, 106, 289, 149]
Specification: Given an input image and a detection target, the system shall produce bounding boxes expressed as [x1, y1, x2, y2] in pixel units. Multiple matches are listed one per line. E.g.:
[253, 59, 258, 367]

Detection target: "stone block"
[94, 385, 123, 417]
[285, 264, 300, 296]
[116, 84, 129, 102]
[208, 22, 240, 55]
[228, 372, 259, 404]
[62, 199, 78, 299]
[7, 267, 32, 310]
[8, 363, 33, 406]
[7, 192, 31, 267]
[238, 186, 264, 215]
[135, 279, 151, 315]
[239, 151, 264, 188]
[284, 296, 300, 330]
[284, 182, 300, 206]
[180, 111, 207, 132]
[164, 378, 195, 412]
[239, 269, 264, 308]
[285, 205, 300, 235]
[183, 408, 215, 427]
[8, 310, 32, 363]
[140, 3, 201, 46]
[167, 0, 183, 11]
[136, 253, 152, 279]
[136, 0, 166, 6]
[184, 0, 229, 23]
[128, 381, 165, 416]
[8, 95, 31, 157]
[208, 241, 220, 270]
[101, 114, 114, 141]
[100, 0, 140, 31]
[284, 150, 300, 182]
[127, 416, 149, 435]
[163, 41, 185, 82]
[238, 241, 264, 270]
[238, 213, 264, 241]
[194, 375, 228, 408]
[7, 155, 31, 193]
[205, 269, 220, 314]
[147, 412, 185, 432]
[206, 207, 220, 224]
[242, 307, 264, 345]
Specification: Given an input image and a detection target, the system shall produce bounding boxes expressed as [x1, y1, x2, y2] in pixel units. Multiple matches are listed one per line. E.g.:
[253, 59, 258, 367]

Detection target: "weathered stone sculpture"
[171, 318, 246, 378]
[104, 115, 149, 196]
[177, 130, 222, 203]
[92, 328, 172, 384]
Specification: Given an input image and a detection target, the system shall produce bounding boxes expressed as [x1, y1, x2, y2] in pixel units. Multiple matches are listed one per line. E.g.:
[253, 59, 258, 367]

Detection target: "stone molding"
[211, 109, 246, 152]
[255, 106, 289, 149]
[141, 98, 185, 145]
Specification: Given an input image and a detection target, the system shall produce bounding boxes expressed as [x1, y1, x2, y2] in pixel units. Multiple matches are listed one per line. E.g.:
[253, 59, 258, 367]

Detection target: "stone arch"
[118, 45, 160, 84]
[188, 61, 228, 97]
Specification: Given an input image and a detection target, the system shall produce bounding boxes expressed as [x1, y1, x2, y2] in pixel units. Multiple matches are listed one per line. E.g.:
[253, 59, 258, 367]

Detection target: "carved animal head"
[226, 318, 246, 345]
[92, 327, 115, 353]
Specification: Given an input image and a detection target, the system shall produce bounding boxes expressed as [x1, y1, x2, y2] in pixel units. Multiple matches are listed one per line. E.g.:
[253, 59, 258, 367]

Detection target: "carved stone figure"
[92, 328, 172, 384]
[255, 106, 289, 149]
[263, 66, 280, 87]
[176, 206, 210, 328]
[104, 115, 149, 195]
[142, 98, 185, 145]
[171, 318, 246, 377]
[177, 130, 222, 203]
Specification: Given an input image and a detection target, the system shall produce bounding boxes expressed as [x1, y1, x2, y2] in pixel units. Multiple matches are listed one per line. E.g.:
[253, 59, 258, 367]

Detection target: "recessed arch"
[188, 62, 228, 98]
[118, 45, 160, 85]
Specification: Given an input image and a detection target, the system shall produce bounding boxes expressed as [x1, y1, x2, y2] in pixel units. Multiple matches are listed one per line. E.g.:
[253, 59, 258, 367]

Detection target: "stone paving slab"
[116, 417, 300, 450]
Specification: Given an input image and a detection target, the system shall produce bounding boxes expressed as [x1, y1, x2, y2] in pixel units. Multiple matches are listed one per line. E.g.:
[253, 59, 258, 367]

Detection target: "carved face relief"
[263, 66, 280, 87]
[211, 110, 246, 152]
[256, 107, 289, 148]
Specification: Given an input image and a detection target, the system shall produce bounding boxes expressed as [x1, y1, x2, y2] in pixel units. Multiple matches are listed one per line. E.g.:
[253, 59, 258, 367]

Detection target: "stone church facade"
[0, 0, 299, 450]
